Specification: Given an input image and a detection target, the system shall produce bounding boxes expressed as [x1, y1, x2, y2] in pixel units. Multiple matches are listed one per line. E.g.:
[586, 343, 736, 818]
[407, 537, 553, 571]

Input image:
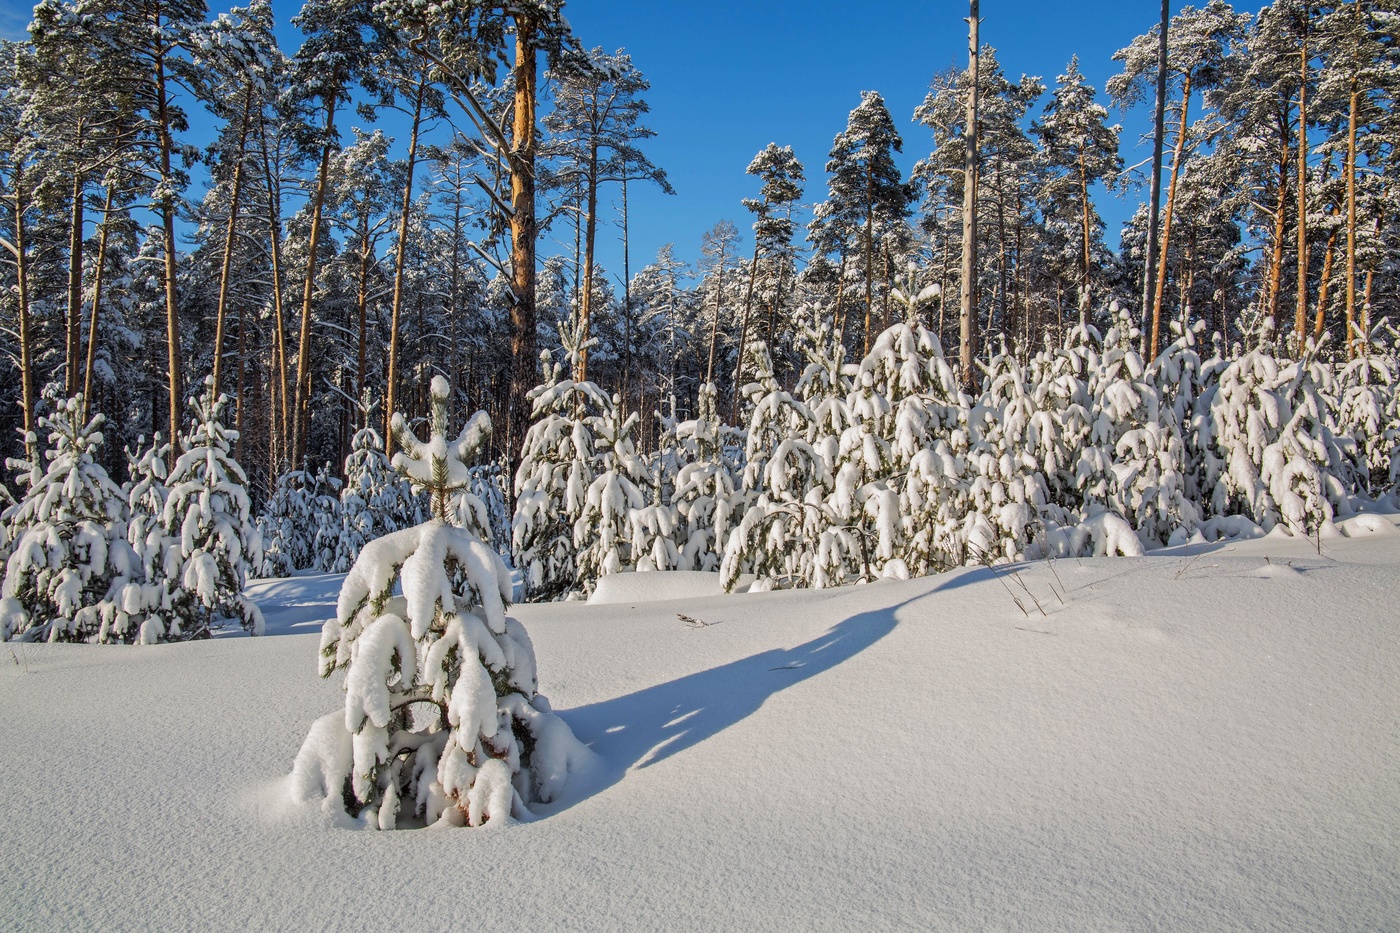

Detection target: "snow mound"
[587, 570, 728, 605]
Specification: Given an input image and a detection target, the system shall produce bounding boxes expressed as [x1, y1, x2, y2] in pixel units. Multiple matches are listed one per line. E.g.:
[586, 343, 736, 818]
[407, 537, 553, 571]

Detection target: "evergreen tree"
[820, 91, 914, 356]
[153, 378, 264, 638]
[294, 373, 586, 828]
[0, 390, 140, 642]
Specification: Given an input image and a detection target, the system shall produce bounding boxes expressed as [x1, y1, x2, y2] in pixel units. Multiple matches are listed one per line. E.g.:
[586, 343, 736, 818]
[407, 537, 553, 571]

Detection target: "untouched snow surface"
[3, 517, 1398, 930]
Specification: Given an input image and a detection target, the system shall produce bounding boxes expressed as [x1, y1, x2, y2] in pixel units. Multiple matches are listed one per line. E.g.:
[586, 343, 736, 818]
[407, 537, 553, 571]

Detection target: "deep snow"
[2, 515, 1397, 931]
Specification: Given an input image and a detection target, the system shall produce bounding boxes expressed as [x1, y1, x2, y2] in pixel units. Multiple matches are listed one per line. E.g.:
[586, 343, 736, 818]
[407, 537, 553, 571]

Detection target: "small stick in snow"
[678, 613, 720, 628]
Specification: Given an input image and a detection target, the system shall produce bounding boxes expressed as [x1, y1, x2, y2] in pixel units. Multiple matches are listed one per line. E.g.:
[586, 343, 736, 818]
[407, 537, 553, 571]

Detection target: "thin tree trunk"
[621, 172, 633, 412]
[1344, 64, 1358, 358]
[1265, 135, 1289, 329]
[1312, 216, 1337, 342]
[385, 75, 427, 450]
[294, 96, 337, 465]
[212, 82, 255, 397]
[355, 219, 371, 403]
[1150, 73, 1192, 360]
[81, 186, 115, 420]
[11, 171, 37, 457]
[577, 143, 599, 382]
[1078, 150, 1092, 326]
[959, 0, 980, 392]
[1295, 13, 1310, 350]
[507, 17, 540, 464]
[259, 110, 290, 470]
[863, 169, 875, 356]
[156, 61, 184, 461]
[65, 158, 86, 396]
[1142, 0, 1169, 351]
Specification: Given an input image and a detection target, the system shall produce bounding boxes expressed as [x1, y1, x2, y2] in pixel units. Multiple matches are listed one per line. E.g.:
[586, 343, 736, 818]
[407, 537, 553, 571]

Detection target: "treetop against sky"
[2, 0, 1270, 277]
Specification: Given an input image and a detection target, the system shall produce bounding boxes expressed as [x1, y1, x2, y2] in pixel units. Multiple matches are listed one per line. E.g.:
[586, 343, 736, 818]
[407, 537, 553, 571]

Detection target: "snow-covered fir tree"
[151, 379, 264, 639]
[258, 465, 342, 576]
[669, 383, 741, 571]
[334, 424, 422, 573]
[513, 323, 614, 601]
[293, 375, 588, 829]
[0, 392, 140, 643]
[721, 342, 832, 590]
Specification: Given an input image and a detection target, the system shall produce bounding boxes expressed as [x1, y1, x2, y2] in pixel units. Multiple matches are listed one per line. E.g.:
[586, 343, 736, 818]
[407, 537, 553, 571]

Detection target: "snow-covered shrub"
[294, 377, 587, 829]
[513, 329, 613, 601]
[721, 342, 832, 590]
[573, 397, 650, 591]
[1210, 349, 1353, 536]
[0, 392, 141, 643]
[258, 465, 341, 576]
[334, 425, 422, 573]
[669, 383, 741, 572]
[123, 435, 173, 643]
[1336, 352, 1397, 496]
[961, 344, 1046, 564]
[150, 379, 264, 639]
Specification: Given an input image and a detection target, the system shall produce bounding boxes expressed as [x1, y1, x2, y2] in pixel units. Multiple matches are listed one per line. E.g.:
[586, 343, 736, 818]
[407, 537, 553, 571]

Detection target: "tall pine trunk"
[1141, 0, 1169, 353]
[1150, 73, 1191, 360]
[81, 186, 115, 420]
[1294, 14, 1310, 350]
[212, 82, 255, 397]
[385, 74, 426, 452]
[507, 18, 540, 464]
[959, 0, 979, 392]
[294, 95, 337, 465]
[156, 50, 184, 463]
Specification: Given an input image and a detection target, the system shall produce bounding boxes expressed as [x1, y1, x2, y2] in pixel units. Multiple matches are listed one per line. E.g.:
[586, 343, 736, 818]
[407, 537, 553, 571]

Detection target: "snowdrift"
[1, 519, 1397, 930]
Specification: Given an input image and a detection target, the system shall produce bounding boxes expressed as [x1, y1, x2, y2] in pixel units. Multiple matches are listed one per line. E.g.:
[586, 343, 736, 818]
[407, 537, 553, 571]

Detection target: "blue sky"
[6, 0, 1268, 281]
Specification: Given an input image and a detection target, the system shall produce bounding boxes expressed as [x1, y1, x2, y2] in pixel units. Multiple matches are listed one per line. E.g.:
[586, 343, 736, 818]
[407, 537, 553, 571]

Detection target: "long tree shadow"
[546, 574, 984, 815]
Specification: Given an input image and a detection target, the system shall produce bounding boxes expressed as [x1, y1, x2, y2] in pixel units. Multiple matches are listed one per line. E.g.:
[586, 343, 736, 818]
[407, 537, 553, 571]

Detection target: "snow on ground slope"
[2, 518, 1397, 931]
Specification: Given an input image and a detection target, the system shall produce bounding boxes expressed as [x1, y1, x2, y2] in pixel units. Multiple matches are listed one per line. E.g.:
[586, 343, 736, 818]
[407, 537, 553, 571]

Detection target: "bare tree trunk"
[210, 83, 254, 395]
[81, 186, 115, 420]
[10, 171, 37, 457]
[1312, 214, 1337, 342]
[65, 159, 86, 396]
[1295, 13, 1310, 350]
[577, 142, 600, 382]
[1141, 0, 1169, 351]
[1078, 151, 1092, 326]
[294, 96, 337, 466]
[1344, 64, 1359, 358]
[212, 83, 255, 397]
[156, 52, 185, 462]
[386, 74, 428, 451]
[621, 172, 633, 413]
[507, 18, 540, 464]
[959, 0, 980, 392]
[259, 110, 290, 471]
[1150, 74, 1192, 360]
[355, 219, 371, 403]
[1265, 135, 1289, 329]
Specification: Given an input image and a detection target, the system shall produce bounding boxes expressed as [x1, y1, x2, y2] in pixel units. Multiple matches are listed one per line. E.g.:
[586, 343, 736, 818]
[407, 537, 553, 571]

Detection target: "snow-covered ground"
[3, 517, 1398, 931]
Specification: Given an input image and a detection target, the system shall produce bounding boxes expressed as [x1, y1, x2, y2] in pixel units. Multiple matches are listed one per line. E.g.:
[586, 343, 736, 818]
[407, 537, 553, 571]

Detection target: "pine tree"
[153, 378, 264, 638]
[512, 324, 612, 601]
[1034, 56, 1123, 324]
[820, 91, 913, 357]
[0, 391, 140, 642]
[335, 424, 420, 572]
[294, 374, 586, 828]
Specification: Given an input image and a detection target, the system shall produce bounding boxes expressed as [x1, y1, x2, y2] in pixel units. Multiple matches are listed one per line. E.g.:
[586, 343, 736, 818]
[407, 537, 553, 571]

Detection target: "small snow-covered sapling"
[292, 376, 589, 829]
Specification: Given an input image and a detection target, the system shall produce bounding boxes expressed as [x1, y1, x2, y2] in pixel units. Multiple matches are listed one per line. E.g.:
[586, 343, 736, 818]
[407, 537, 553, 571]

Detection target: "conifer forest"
[1, 0, 1399, 638]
